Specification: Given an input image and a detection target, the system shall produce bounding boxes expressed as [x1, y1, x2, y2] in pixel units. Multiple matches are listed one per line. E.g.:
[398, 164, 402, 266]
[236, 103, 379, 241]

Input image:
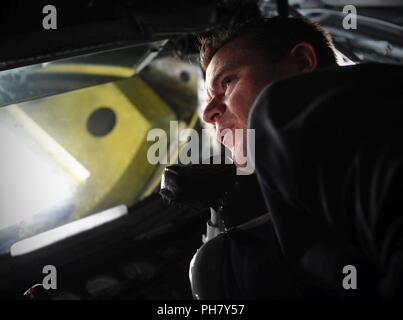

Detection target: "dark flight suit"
[191, 63, 403, 299]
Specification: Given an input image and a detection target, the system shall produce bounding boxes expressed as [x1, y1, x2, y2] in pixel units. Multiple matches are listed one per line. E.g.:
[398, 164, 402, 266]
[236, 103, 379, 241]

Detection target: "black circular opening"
[179, 71, 190, 83]
[87, 107, 116, 137]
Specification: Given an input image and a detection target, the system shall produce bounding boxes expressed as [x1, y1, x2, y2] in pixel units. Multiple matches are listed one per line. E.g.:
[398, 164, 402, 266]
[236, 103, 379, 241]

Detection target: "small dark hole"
[87, 107, 116, 137]
[179, 71, 190, 83]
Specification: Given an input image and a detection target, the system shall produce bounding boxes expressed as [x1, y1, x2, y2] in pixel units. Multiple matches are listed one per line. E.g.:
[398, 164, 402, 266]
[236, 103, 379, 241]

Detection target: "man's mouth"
[216, 127, 233, 147]
[218, 132, 225, 144]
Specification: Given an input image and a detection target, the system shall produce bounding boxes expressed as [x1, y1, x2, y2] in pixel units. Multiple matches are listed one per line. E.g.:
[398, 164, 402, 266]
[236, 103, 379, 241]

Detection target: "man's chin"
[222, 138, 252, 170]
[232, 149, 248, 168]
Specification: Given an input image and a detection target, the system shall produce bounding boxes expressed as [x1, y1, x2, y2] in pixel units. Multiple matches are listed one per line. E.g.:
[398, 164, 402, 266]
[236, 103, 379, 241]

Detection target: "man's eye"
[222, 76, 234, 89]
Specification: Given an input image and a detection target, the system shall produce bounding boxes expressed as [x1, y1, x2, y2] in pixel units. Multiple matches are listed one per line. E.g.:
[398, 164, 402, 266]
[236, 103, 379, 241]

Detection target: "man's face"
[202, 37, 278, 167]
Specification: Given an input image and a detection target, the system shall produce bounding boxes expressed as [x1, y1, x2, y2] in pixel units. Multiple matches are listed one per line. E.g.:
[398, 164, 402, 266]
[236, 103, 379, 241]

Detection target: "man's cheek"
[232, 94, 252, 124]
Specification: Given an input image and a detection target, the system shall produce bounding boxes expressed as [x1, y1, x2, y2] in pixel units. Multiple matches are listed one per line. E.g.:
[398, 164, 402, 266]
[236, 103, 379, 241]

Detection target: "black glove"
[160, 158, 236, 211]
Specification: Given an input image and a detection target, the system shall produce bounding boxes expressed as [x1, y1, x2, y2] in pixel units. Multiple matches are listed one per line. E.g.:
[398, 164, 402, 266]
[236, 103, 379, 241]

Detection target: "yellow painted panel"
[13, 76, 177, 222]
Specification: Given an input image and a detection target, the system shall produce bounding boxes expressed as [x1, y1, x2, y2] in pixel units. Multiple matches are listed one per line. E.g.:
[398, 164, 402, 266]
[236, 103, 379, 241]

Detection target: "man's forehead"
[206, 39, 245, 83]
[205, 36, 263, 87]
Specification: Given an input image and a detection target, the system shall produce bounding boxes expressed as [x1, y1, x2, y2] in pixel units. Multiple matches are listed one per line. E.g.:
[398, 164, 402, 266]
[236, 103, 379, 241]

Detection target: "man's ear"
[289, 42, 318, 72]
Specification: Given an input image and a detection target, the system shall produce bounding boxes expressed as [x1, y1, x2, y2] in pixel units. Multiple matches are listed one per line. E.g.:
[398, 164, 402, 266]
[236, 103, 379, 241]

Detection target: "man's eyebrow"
[210, 63, 239, 90]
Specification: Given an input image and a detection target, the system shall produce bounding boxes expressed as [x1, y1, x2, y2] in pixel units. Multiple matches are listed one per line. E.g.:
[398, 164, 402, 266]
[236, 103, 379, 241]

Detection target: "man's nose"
[202, 96, 226, 125]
